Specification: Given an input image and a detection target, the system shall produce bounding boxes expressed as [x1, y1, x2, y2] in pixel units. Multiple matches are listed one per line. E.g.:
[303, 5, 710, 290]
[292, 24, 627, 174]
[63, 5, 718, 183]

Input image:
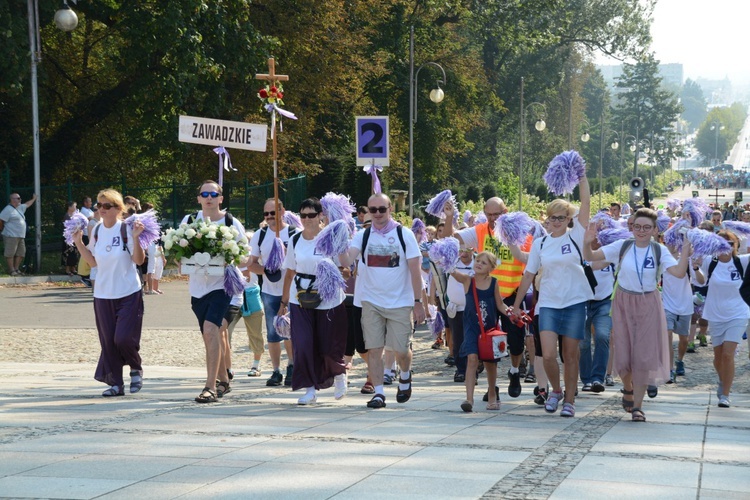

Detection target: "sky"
[597, 0, 750, 86]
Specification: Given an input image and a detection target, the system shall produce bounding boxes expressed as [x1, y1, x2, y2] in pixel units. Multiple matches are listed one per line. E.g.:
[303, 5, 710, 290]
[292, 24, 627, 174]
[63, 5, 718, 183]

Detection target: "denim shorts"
[261, 292, 285, 343]
[191, 289, 231, 333]
[538, 302, 587, 340]
[665, 310, 691, 336]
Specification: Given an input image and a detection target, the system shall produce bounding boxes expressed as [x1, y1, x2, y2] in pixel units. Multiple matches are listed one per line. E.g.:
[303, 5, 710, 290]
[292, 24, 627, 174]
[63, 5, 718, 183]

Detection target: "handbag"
[241, 285, 263, 317]
[295, 273, 322, 309]
[472, 279, 509, 362]
[568, 236, 598, 294]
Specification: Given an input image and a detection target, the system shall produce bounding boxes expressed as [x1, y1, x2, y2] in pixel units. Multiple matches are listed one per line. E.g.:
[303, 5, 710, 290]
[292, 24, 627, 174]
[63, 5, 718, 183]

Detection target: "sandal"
[360, 380, 375, 394]
[366, 393, 387, 409]
[461, 400, 473, 412]
[217, 381, 231, 398]
[195, 387, 217, 403]
[247, 367, 262, 377]
[486, 401, 501, 411]
[647, 385, 658, 398]
[102, 385, 124, 397]
[129, 370, 143, 394]
[621, 389, 634, 413]
[396, 374, 412, 403]
[631, 407, 646, 422]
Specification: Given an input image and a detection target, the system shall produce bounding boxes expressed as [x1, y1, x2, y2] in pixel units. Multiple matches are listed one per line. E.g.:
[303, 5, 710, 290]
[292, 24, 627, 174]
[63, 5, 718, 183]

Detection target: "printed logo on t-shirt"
[561, 244, 571, 254]
[111, 236, 121, 248]
[644, 256, 655, 269]
[730, 268, 741, 281]
[367, 244, 401, 268]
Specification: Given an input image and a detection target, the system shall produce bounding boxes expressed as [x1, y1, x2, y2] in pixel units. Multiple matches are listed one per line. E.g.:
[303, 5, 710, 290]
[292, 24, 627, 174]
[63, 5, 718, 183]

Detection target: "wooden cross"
[255, 57, 289, 237]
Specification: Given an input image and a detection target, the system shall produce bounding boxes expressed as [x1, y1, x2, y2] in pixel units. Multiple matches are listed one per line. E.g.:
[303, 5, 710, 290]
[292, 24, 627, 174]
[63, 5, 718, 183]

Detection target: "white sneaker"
[297, 389, 317, 405]
[718, 395, 731, 408]
[334, 373, 347, 400]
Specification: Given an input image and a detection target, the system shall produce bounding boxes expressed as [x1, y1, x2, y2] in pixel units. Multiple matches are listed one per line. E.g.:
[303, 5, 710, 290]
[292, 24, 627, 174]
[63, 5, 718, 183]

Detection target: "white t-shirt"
[661, 272, 694, 316]
[456, 226, 481, 250]
[601, 240, 677, 293]
[446, 258, 474, 311]
[351, 225, 421, 308]
[525, 220, 593, 308]
[700, 255, 750, 321]
[181, 211, 246, 299]
[592, 263, 615, 301]
[283, 232, 345, 310]
[91, 221, 142, 299]
[0, 204, 27, 237]
[250, 225, 296, 297]
[80, 206, 94, 220]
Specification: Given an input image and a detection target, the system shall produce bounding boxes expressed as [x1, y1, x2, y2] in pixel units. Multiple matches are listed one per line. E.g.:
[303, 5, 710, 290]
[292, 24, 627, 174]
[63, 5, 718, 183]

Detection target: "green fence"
[1, 170, 306, 271]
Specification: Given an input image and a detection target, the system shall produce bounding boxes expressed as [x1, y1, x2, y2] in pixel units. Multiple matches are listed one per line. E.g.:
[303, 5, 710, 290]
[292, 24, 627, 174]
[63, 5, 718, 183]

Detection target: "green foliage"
[695, 104, 748, 165]
[391, 211, 412, 228]
[681, 79, 708, 131]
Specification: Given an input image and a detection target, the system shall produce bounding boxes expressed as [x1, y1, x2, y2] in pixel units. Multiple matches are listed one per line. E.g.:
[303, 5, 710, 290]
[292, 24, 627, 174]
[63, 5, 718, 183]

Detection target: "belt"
[618, 287, 656, 296]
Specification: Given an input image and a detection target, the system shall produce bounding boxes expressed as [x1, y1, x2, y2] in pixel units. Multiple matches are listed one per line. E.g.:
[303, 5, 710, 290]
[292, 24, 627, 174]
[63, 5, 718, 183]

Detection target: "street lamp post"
[621, 133, 636, 202]
[27, 0, 79, 271]
[408, 25, 446, 217]
[710, 121, 724, 167]
[518, 77, 546, 210]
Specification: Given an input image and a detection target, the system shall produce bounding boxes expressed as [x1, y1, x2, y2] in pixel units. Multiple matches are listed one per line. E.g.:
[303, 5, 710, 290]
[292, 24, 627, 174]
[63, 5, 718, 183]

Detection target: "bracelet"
[280, 300, 288, 307]
[693, 267, 700, 271]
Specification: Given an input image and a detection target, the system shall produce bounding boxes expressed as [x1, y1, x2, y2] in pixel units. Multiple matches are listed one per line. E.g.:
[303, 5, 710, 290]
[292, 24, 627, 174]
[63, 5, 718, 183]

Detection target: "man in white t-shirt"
[343, 193, 426, 409]
[80, 196, 95, 221]
[0, 192, 36, 276]
[248, 198, 298, 387]
[182, 181, 247, 404]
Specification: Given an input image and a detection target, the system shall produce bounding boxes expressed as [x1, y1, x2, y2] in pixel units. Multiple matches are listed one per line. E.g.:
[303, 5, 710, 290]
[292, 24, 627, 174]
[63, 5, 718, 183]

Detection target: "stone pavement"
[1, 281, 749, 499]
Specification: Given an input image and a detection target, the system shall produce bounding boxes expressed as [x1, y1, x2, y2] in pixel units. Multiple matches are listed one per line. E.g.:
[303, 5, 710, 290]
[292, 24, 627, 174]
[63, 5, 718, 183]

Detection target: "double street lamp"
[518, 77, 546, 210]
[27, 0, 79, 269]
[408, 26, 446, 217]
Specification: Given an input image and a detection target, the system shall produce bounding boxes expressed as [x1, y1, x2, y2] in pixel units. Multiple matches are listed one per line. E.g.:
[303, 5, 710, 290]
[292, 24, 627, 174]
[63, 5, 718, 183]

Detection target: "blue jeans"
[261, 292, 284, 343]
[580, 298, 611, 384]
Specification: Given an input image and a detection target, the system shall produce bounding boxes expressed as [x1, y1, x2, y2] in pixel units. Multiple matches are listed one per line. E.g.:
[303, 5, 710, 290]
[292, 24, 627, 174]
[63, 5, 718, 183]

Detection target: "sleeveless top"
[464, 277, 499, 337]
[474, 223, 530, 298]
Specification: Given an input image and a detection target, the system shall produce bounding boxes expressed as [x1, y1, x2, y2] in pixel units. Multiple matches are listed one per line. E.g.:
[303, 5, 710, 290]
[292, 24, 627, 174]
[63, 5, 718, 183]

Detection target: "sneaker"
[483, 386, 500, 402]
[591, 381, 605, 393]
[454, 372, 466, 383]
[666, 371, 675, 384]
[334, 373, 347, 400]
[247, 367, 262, 377]
[297, 391, 317, 405]
[560, 402, 576, 417]
[444, 356, 456, 366]
[717, 381, 723, 399]
[507, 370, 522, 398]
[284, 365, 294, 387]
[605, 374, 615, 386]
[545, 391, 563, 413]
[431, 338, 444, 349]
[534, 388, 548, 406]
[687, 342, 696, 353]
[581, 383, 592, 392]
[718, 395, 731, 408]
[675, 359, 685, 376]
[698, 334, 708, 347]
[266, 370, 283, 386]
[81, 277, 92, 287]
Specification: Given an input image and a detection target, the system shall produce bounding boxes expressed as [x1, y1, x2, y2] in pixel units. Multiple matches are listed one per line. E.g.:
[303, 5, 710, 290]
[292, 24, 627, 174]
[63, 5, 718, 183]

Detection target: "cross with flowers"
[255, 57, 293, 237]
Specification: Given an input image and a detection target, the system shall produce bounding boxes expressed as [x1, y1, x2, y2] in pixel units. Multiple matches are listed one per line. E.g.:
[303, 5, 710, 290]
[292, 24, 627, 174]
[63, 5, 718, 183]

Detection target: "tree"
[695, 104, 747, 165]
[681, 79, 707, 131]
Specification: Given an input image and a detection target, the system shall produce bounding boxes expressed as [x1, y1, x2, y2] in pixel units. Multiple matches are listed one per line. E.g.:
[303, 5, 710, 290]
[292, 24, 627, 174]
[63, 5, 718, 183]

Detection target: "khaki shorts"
[361, 301, 413, 353]
[242, 310, 265, 355]
[3, 236, 25, 258]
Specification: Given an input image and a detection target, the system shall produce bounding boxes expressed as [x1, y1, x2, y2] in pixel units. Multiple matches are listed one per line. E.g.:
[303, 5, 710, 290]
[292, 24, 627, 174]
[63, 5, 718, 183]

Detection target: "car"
[711, 163, 734, 172]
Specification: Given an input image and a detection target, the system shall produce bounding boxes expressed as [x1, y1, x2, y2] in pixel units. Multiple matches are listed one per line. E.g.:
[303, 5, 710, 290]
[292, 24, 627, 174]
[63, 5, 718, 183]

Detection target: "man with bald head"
[343, 193, 425, 409]
[0, 192, 37, 276]
[444, 197, 532, 400]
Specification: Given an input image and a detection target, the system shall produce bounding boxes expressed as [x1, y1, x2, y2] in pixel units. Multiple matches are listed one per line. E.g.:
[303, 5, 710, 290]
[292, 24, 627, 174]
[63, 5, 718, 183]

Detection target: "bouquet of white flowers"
[163, 217, 249, 294]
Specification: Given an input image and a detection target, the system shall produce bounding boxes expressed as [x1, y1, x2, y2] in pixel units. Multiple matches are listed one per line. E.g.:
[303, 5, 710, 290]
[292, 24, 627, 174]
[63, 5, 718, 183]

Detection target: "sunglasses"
[98, 202, 115, 210]
[299, 212, 320, 219]
[263, 211, 276, 217]
[368, 206, 388, 214]
[548, 215, 568, 222]
[200, 191, 220, 198]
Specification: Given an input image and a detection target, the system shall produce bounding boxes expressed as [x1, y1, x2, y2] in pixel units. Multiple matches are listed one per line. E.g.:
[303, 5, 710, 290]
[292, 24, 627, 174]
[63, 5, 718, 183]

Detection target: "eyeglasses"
[632, 224, 653, 232]
[299, 212, 320, 219]
[548, 215, 568, 222]
[10, 197, 20, 200]
[98, 202, 115, 210]
[368, 206, 388, 214]
[460, 247, 474, 253]
[263, 211, 276, 217]
[485, 212, 502, 218]
[200, 191, 220, 198]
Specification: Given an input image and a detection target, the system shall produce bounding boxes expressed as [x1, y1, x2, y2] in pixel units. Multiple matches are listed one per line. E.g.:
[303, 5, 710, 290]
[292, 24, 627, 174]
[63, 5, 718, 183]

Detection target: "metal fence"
[1, 169, 306, 269]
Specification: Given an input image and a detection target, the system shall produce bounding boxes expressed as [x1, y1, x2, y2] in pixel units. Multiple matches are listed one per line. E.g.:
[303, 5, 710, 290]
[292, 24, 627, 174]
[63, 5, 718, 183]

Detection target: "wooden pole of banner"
[255, 58, 289, 238]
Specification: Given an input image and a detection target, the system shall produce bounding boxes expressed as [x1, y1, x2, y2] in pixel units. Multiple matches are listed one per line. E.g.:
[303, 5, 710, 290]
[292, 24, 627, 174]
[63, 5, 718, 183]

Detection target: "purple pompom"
[265, 237, 285, 272]
[283, 211, 302, 229]
[63, 212, 89, 245]
[687, 228, 732, 259]
[682, 198, 710, 228]
[321, 192, 356, 223]
[543, 150, 586, 196]
[428, 237, 460, 273]
[223, 266, 247, 296]
[723, 221, 750, 238]
[315, 258, 346, 302]
[475, 212, 487, 224]
[431, 311, 445, 340]
[656, 211, 672, 234]
[425, 190, 456, 217]
[597, 227, 632, 247]
[411, 218, 427, 244]
[495, 212, 534, 246]
[530, 220, 548, 239]
[591, 212, 617, 230]
[663, 219, 689, 250]
[315, 219, 351, 258]
[666, 198, 682, 213]
[274, 314, 291, 339]
[463, 210, 473, 223]
[124, 209, 161, 248]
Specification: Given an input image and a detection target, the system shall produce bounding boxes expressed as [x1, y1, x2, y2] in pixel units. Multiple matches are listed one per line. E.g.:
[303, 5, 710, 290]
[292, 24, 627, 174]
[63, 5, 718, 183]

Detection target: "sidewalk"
[0, 282, 749, 498]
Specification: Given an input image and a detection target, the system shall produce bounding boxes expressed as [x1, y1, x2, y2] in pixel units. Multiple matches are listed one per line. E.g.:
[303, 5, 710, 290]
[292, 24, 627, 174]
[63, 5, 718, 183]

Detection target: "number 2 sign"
[356, 116, 389, 166]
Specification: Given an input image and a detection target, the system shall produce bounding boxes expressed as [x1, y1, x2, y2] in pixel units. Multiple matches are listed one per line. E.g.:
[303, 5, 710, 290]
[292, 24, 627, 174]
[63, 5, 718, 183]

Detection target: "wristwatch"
[414, 298, 423, 303]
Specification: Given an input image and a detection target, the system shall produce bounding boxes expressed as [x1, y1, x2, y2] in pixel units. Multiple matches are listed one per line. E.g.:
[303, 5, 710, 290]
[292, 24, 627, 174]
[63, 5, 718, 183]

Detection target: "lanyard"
[633, 244, 651, 291]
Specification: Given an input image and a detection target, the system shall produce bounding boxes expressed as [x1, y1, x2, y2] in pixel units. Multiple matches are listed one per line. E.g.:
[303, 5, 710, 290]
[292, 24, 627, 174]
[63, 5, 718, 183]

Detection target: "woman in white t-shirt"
[700, 230, 750, 408]
[73, 189, 145, 397]
[511, 178, 592, 419]
[584, 208, 691, 422]
[279, 198, 348, 405]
